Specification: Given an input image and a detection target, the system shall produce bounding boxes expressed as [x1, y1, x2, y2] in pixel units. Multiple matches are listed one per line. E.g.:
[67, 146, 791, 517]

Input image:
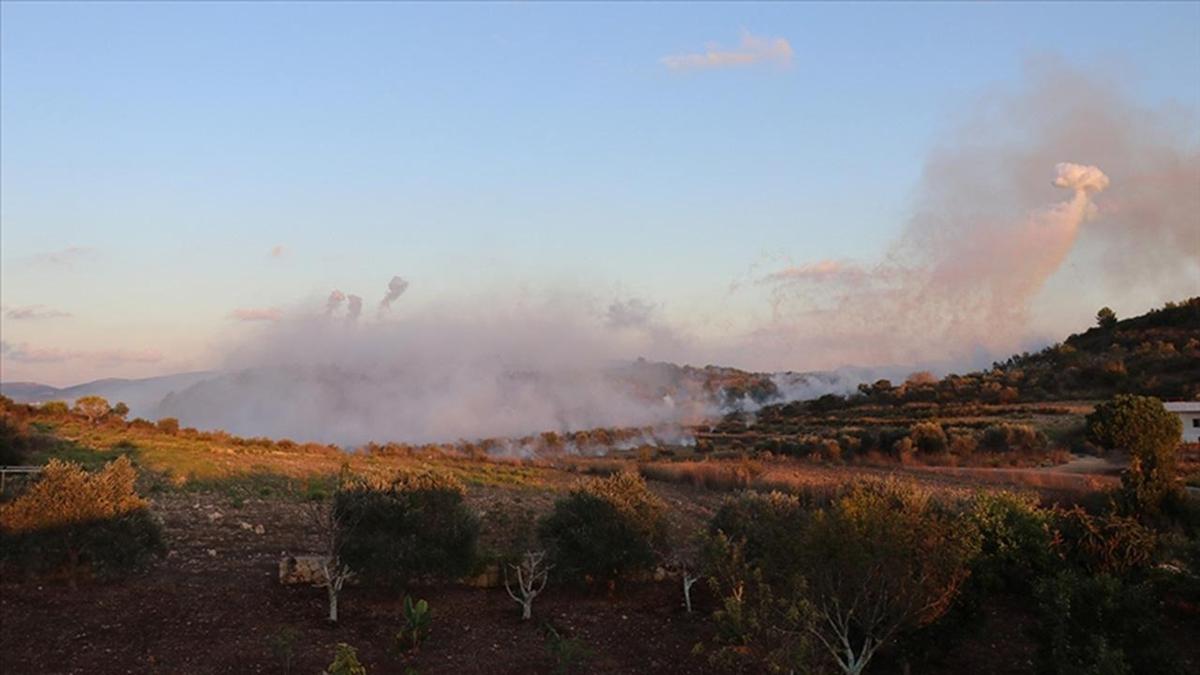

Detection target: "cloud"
[270, 245, 287, 258]
[27, 246, 96, 267]
[3, 305, 72, 320]
[661, 30, 793, 71]
[758, 260, 870, 287]
[1, 341, 162, 365]
[229, 308, 283, 322]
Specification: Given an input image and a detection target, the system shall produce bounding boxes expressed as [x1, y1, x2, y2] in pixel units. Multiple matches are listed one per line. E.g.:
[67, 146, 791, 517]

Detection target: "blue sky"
[2, 2, 1198, 385]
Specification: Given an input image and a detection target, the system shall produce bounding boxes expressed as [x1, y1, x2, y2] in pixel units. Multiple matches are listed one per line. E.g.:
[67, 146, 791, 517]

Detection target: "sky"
[2, 2, 1198, 386]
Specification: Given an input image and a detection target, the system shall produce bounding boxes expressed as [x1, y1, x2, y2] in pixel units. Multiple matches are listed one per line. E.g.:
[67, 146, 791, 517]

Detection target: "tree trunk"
[522, 602, 532, 620]
[328, 585, 339, 623]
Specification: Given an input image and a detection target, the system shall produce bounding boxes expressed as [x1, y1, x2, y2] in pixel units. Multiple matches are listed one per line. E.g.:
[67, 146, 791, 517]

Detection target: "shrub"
[967, 491, 1056, 593]
[396, 596, 431, 652]
[1052, 506, 1158, 577]
[156, 417, 180, 435]
[334, 468, 479, 588]
[980, 423, 1047, 453]
[72, 395, 110, 425]
[700, 532, 816, 673]
[0, 457, 163, 579]
[1086, 395, 1182, 516]
[796, 480, 980, 675]
[708, 490, 806, 585]
[910, 421, 948, 455]
[1033, 571, 1179, 675]
[325, 643, 367, 675]
[0, 415, 30, 465]
[539, 472, 665, 585]
[39, 401, 69, 416]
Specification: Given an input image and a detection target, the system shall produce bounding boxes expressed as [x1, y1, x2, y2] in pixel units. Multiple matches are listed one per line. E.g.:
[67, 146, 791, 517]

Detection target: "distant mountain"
[0, 371, 215, 418]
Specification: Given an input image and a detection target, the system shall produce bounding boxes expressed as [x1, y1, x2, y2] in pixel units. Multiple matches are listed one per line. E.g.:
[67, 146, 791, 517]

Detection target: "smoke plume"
[379, 276, 409, 313]
[753, 59, 1199, 370]
[325, 290, 346, 315]
[346, 294, 363, 321]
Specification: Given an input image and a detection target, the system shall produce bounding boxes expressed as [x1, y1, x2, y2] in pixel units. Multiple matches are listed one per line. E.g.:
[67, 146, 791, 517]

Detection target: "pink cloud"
[662, 31, 793, 71]
[4, 305, 72, 320]
[270, 245, 287, 258]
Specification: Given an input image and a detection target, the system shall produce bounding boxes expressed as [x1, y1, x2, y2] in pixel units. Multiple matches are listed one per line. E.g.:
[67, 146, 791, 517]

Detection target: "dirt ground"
[3, 479, 1193, 675]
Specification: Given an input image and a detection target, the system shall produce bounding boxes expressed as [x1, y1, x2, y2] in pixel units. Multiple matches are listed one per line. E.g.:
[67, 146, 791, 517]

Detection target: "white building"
[1164, 401, 1200, 443]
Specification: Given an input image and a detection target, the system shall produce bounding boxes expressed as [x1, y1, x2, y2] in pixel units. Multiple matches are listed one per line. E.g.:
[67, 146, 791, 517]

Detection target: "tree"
[111, 402, 130, 421]
[73, 396, 110, 426]
[1086, 395, 1182, 514]
[539, 472, 666, 585]
[1096, 306, 1118, 329]
[796, 481, 980, 675]
[334, 468, 479, 588]
[304, 499, 357, 623]
[504, 550, 551, 620]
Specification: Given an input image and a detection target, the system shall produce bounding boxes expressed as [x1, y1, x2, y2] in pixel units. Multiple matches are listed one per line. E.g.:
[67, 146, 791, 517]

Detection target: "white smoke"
[346, 294, 363, 321]
[325, 290, 346, 315]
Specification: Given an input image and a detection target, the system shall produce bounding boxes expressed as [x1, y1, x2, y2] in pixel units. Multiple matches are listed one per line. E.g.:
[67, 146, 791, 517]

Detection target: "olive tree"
[73, 395, 111, 426]
[796, 481, 980, 675]
[1086, 395, 1182, 513]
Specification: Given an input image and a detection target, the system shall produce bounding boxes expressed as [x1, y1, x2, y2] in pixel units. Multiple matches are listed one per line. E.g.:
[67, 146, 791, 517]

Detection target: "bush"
[0, 457, 163, 578]
[325, 643, 367, 675]
[334, 468, 479, 588]
[968, 491, 1056, 593]
[1033, 571, 1179, 675]
[708, 490, 807, 585]
[156, 417, 180, 435]
[0, 415, 30, 465]
[1052, 506, 1158, 577]
[795, 480, 980, 674]
[1086, 395, 1182, 516]
[539, 472, 665, 585]
[700, 532, 816, 673]
[980, 423, 1047, 453]
[910, 421, 948, 455]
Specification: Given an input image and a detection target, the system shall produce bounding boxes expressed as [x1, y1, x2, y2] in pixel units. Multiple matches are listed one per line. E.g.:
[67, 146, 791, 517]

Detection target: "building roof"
[1164, 401, 1200, 413]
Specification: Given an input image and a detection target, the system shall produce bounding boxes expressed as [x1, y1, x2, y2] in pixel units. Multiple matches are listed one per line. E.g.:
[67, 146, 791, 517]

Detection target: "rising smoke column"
[325, 290, 347, 315]
[379, 276, 409, 314]
[346, 294, 363, 321]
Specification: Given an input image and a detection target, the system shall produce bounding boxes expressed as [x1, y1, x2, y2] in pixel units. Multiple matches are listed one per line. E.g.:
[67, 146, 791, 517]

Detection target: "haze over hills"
[3, 298, 1194, 447]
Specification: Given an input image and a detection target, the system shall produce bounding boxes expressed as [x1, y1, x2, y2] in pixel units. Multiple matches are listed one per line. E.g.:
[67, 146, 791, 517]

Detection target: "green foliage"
[334, 468, 479, 588]
[0, 414, 30, 466]
[155, 417, 180, 435]
[39, 401, 69, 416]
[1097, 306, 1118, 330]
[0, 457, 164, 578]
[797, 480, 980, 674]
[538, 472, 665, 585]
[979, 423, 1047, 453]
[708, 490, 806, 585]
[543, 624, 592, 675]
[72, 395, 111, 425]
[1086, 395, 1182, 515]
[325, 642, 367, 675]
[909, 421, 948, 455]
[267, 625, 300, 675]
[1033, 571, 1179, 675]
[967, 491, 1057, 592]
[701, 533, 815, 673]
[1052, 506, 1158, 577]
[396, 596, 431, 652]
[110, 402, 130, 420]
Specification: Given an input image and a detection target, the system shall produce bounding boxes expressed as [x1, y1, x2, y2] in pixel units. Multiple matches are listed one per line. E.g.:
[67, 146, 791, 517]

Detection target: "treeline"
[756, 298, 1200, 421]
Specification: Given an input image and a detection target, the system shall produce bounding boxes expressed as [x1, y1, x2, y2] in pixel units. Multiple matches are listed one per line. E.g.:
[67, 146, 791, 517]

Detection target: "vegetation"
[325, 643, 367, 675]
[396, 596, 432, 653]
[0, 456, 163, 581]
[334, 468, 479, 588]
[538, 471, 666, 585]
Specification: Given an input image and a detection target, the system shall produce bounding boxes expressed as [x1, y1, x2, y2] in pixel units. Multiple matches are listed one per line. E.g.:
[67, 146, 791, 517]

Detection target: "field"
[1, 396, 1197, 675]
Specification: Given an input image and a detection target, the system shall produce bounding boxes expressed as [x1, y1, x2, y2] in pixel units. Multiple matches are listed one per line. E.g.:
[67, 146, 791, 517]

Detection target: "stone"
[279, 554, 330, 585]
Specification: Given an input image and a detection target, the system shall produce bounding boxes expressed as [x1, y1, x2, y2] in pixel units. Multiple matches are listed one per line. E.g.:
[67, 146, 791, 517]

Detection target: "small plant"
[396, 596, 431, 652]
[325, 642, 366, 675]
[543, 623, 592, 674]
[267, 625, 300, 675]
[504, 550, 551, 620]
